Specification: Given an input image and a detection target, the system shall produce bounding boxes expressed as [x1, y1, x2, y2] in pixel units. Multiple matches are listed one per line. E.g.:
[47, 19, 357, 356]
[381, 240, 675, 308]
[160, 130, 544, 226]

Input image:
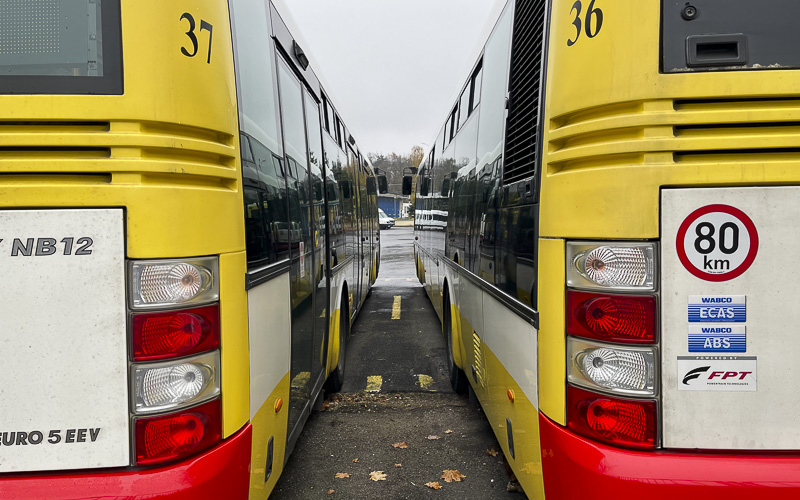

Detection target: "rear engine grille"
[503, 0, 547, 185]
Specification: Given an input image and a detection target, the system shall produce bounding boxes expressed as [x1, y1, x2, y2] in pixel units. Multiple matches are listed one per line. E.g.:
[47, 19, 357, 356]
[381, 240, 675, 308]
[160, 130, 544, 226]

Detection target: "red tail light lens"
[135, 398, 221, 465]
[132, 304, 220, 361]
[567, 385, 656, 449]
[567, 290, 656, 343]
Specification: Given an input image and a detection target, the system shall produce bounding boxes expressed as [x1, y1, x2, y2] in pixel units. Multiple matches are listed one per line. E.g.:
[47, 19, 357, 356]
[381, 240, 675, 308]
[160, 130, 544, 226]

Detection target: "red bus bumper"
[0, 424, 252, 500]
[540, 413, 800, 499]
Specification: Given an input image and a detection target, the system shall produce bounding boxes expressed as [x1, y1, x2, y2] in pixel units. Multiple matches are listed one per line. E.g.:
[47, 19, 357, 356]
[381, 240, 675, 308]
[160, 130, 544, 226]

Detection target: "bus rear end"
[0, 1, 251, 497]
[539, 0, 800, 496]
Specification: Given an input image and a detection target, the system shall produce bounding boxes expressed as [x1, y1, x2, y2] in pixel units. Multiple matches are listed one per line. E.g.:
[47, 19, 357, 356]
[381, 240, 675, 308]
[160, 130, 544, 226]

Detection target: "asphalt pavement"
[272, 226, 525, 499]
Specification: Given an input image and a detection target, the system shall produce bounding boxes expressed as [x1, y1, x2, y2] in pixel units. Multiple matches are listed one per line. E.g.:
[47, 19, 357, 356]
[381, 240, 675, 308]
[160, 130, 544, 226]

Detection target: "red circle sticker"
[676, 204, 759, 282]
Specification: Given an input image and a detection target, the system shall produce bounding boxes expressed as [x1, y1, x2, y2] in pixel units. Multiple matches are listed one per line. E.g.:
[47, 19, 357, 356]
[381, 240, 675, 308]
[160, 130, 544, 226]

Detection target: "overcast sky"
[275, 0, 505, 155]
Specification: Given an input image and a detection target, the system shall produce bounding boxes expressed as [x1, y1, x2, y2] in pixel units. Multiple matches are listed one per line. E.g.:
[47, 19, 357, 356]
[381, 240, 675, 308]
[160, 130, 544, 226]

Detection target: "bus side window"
[242, 135, 290, 268]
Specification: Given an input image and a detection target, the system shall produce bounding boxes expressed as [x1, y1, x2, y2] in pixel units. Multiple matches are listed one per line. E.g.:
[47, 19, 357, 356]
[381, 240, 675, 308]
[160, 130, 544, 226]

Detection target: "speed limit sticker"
[676, 204, 759, 282]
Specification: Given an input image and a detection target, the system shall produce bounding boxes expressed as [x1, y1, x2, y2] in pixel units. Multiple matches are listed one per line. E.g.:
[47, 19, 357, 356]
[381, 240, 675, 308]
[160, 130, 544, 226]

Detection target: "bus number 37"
[567, 0, 603, 47]
[180, 13, 213, 64]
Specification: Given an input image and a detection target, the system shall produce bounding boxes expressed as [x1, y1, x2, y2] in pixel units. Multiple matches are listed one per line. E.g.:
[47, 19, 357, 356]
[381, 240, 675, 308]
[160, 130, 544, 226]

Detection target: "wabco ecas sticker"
[688, 295, 746, 323]
[676, 204, 759, 282]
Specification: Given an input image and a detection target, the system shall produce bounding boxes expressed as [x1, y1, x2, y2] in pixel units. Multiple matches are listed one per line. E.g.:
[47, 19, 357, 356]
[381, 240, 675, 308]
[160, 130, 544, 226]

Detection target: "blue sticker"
[688, 295, 746, 323]
[688, 325, 746, 353]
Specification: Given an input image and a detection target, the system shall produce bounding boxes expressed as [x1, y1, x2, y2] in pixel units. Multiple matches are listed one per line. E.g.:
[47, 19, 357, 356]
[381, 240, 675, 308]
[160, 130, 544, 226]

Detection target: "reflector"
[567, 385, 656, 449]
[567, 291, 656, 343]
[132, 304, 220, 361]
[135, 398, 221, 466]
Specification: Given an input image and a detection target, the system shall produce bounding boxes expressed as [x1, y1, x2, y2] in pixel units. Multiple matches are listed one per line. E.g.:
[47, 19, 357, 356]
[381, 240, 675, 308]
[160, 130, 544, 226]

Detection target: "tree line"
[368, 146, 424, 196]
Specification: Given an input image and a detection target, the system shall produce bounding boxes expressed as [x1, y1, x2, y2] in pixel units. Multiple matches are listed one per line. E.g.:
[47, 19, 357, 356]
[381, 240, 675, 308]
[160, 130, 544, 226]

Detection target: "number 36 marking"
[567, 0, 603, 47]
[180, 13, 213, 64]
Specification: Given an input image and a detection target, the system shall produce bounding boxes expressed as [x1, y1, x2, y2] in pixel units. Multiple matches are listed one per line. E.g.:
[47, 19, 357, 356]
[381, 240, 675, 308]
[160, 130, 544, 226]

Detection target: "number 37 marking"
[180, 13, 213, 64]
[567, 0, 603, 47]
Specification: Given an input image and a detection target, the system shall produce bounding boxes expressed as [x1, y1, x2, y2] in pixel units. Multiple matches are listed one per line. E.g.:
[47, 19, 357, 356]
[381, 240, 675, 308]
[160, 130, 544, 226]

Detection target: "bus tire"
[325, 293, 349, 393]
[443, 290, 468, 394]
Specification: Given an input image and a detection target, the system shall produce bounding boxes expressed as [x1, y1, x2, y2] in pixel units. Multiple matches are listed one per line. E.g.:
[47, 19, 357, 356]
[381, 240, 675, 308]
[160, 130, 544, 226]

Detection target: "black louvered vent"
[503, 0, 547, 185]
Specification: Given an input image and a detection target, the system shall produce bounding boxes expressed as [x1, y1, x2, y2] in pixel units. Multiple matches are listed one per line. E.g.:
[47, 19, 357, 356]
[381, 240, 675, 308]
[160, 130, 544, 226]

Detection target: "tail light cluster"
[565, 242, 659, 449]
[128, 257, 222, 466]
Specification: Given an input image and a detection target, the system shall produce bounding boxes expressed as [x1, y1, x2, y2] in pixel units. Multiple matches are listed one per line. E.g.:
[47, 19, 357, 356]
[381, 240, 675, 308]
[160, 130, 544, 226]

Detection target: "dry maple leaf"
[391, 442, 408, 449]
[444, 429, 453, 434]
[441, 470, 466, 483]
[352, 458, 359, 463]
[327, 489, 335, 495]
[334, 472, 350, 479]
[369, 470, 387, 481]
[322, 401, 331, 410]
[425, 482, 442, 490]
[427, 435, 440, 440]
[486, 448, 499, 457]
[394, 463, 402, 468]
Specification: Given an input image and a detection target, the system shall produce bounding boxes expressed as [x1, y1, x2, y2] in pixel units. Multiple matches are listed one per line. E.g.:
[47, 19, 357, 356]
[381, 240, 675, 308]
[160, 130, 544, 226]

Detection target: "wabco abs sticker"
[688, 295, 745, 323]
[678, 356, 757, 391]
[676, 204, 759, 282]
[688, 325, 746, 353]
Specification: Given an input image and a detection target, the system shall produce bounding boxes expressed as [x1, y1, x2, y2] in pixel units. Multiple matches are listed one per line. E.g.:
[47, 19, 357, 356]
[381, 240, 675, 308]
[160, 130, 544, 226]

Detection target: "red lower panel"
[0, 424, 252, 500]
[540, 413, 800, 499]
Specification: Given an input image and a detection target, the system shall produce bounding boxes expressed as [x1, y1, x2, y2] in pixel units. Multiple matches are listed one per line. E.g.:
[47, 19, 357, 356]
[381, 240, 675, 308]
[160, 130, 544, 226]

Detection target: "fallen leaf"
[392, 442, 408, 449]
[425, 482, 442, 490]
[444, 429, 453, 434]
[486, 448, 499, 457]
[427, 435, 440, 440]
[327, 489, 335, 495]
[394, 463, 402, 468]
[441, 470, 466, 483]
[334, 472, 350, 479]
[322, 401, 331, 410]
[352, 458, 359, 463]
[369, 470, 387, 481]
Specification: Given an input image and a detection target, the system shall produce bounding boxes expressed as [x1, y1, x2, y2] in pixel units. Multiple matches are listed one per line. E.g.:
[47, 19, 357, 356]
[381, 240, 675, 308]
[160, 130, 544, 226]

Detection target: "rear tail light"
[135, 398, 221, 466]
[132, 304, 220, 361]
[567, 242, 656, 291]
[567, 291, 656, 343]
[568, 338, 656, 396]
[132, 351, 220, 414]
[130, 257, 219, 309]
[567, 385, 656, 449]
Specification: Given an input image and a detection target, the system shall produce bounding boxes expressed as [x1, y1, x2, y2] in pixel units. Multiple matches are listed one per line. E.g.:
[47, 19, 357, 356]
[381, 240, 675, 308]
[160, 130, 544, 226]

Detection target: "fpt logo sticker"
[678, 356, 757, 391]
[676, 204, 759, 282]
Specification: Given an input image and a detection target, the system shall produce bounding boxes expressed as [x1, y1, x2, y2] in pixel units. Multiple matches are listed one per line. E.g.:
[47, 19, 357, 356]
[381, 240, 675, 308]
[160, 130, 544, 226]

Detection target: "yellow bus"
[0, 0, 384, 497]
[409, 0, 800, 497]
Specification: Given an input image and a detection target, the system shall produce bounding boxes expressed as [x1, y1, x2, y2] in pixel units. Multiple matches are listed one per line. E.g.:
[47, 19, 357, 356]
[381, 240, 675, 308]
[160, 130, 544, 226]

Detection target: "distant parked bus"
[408, 0, 800, 497]
[0, 0, 384, 498]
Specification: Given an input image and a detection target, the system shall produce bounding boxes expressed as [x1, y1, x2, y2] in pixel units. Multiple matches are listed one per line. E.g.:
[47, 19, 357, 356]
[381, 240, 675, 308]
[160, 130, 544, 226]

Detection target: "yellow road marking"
[366, 375, 383, 393]
[417, 374, 434, 390]
[391, 296, 402, 319]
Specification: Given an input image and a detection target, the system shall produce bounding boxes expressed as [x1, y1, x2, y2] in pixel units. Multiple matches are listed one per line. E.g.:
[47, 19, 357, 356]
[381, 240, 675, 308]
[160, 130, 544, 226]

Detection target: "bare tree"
[410, 145, 425, 169]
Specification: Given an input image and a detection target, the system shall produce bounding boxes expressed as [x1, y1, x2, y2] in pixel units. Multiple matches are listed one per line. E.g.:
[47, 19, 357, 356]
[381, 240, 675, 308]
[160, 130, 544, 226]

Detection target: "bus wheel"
[444, 291, 468, 394]
[325, 295, 349, 393]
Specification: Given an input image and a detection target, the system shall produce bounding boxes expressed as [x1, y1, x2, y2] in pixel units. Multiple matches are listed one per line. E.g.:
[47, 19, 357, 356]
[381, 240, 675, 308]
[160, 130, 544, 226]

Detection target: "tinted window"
[458, 87, 470, 129]
[471, 65, 483, 110]
[241, 133, 289, 268]
[0, 0, 122, 94]
[231, 0, 282, 154]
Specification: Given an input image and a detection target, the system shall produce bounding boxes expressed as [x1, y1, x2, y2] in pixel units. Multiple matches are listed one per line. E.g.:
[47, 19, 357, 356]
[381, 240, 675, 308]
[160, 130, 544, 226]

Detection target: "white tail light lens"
[568, 338, 656, 396]
[567, 242, 656, 291]
[130, 257, 219, 309]
[132, 351, 220, 414]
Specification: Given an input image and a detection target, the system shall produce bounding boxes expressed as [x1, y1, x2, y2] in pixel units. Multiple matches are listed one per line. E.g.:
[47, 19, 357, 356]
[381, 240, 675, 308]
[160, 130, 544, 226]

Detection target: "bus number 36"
[567, 0, 603, 47]
[180, 13, 213, 64]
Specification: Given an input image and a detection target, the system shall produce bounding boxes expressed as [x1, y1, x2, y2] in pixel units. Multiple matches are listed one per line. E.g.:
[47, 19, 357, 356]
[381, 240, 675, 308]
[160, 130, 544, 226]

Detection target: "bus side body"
[0, 0, 377, 498]
[415, 0, 800, 497]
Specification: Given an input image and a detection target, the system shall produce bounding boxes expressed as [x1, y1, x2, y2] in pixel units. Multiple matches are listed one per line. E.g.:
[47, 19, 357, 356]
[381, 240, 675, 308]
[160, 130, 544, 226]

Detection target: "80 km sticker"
[676, 204, 759, 282]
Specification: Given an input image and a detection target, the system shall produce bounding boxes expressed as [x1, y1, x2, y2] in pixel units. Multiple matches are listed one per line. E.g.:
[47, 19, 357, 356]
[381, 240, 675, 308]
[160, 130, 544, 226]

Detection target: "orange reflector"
[507, 389, 515, 403]
[275, 398, 283, 413]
